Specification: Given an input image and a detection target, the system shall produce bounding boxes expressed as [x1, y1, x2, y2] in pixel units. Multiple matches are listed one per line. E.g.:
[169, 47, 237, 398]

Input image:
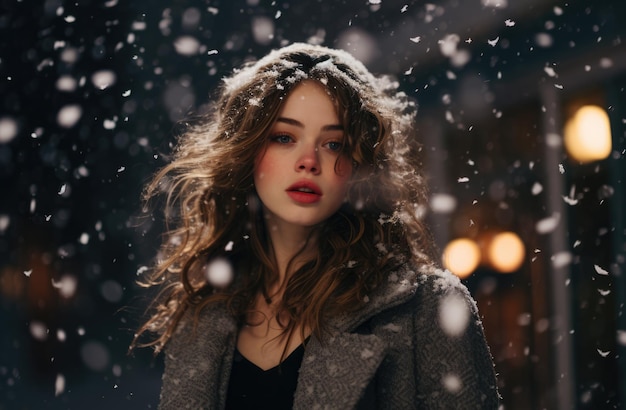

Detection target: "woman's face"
[254, 80, 353, 230]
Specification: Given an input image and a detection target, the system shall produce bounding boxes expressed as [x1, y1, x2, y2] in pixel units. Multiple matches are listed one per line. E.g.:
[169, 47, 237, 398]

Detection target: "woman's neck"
[264, 218, 318, 288]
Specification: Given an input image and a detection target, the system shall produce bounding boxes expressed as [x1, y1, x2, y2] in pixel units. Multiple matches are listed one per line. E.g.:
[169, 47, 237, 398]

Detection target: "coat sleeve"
[410, 270, 500, 409]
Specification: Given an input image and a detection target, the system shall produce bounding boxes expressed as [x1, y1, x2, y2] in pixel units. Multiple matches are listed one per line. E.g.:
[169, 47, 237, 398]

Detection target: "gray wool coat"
[158, 265, 499, 409]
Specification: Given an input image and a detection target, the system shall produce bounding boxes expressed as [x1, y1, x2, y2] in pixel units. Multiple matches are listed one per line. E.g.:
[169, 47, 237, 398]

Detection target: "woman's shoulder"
[378, 262, 478, 321]
[413, 265, 473, 299]
[370, 263, 487, 351]
[386, 262, 472, 298]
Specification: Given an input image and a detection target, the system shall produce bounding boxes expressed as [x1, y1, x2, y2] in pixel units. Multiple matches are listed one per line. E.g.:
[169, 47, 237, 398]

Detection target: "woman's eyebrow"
[276, 117, 344, 132]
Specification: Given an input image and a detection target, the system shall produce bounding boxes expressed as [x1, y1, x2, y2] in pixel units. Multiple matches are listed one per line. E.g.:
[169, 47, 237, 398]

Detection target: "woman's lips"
[286, 180, 322, 204]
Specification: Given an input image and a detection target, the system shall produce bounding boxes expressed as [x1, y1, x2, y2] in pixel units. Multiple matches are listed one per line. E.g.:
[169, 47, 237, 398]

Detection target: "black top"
[225, 343, 306, 410]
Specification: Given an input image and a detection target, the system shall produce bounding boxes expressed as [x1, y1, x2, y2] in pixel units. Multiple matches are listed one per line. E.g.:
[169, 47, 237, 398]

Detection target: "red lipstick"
[286, 180, 322, 204]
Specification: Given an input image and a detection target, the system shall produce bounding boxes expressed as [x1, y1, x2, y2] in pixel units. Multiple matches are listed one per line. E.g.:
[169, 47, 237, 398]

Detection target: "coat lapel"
[292, 263, 424, 409]
[293, 331, 387, 409]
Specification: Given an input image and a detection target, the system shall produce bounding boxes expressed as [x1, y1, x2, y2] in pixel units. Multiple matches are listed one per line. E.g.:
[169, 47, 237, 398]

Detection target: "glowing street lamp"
[564, 105, 612, 163]
[485, 231, 525, 273]
[443, 238, 481, 279]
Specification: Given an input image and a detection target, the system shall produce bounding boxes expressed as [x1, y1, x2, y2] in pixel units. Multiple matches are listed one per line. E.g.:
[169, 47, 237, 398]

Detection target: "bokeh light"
[564, 105, 612, 163]
[443, 238, 481, 278]
[486, 231, 525, 273]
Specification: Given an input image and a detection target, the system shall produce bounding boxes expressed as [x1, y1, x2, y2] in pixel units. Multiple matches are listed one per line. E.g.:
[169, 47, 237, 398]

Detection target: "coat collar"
[292, 263, 422, 409]
[166, 263, 427, 409]
[293, 331, 387, 409]
[328, 262, 421, 332]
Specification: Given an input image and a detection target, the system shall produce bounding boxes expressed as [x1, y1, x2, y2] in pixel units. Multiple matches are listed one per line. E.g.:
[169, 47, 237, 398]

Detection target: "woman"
[133, 43, 499, 409]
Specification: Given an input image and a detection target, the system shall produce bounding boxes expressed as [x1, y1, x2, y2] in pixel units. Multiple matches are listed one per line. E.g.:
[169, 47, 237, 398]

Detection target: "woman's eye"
[271, 134, 293, 144]
[325, 141, 343, 152]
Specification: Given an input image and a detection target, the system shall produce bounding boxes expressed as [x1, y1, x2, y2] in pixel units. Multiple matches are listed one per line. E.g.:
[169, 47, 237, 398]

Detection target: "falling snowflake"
[562, 195, 578, 205]
[551, 252, 572, 268]
[536, 213, 561, 234]
[439, 294, 470, 337]
[30, 321, 48, 341]
[594, 265, 609, 276]
[136, 266, 149, 275]
[442, 373, 463, 393]
[55, 374, 65, 397]
[544, 66, 557, 77]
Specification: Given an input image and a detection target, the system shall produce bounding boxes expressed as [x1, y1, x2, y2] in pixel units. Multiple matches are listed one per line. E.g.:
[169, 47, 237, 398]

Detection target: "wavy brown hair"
[132, 43, 437, 353]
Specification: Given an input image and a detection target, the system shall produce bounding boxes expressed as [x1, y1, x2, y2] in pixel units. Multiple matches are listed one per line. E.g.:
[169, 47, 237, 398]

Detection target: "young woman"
[133, 43, 499, 409]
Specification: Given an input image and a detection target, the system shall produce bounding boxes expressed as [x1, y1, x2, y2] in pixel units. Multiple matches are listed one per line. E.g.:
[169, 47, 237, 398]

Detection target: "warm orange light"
[443, 238, 481, 279]
[486, 231, 525, 273]
[564, 105, 612, 163]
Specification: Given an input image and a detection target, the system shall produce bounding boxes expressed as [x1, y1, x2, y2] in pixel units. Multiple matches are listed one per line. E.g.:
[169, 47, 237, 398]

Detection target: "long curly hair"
[132, 43, 437, 353]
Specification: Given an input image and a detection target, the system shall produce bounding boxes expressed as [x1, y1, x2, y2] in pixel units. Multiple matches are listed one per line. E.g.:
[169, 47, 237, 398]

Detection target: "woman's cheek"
[335, 156, 353, 179]
[254, 151, 277, 183]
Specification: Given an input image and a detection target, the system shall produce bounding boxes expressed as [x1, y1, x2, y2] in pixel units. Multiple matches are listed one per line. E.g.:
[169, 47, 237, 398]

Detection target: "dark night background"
[1, 0, 625, 409]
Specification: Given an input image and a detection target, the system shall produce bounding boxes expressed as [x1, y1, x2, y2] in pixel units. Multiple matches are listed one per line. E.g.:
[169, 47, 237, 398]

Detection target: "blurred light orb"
[336, 28, 379, 66]
[481, 0, 508, 8]
[56, 75, 78, 92]
[0, 214, 10, 234]
[564, 105, 612, 163]
[100, 279, 124, 303]
[51, 274, 78, 298]
[57, 104, 83, 128]
[173, 36, 200, 56]
[60, 47, 79, 64]
[29, 321, 48, 341]
[450, 49, 471, 68]
[252, 16, 275, 45]
[91, 69, 117, 90]
[0, 117, 18, 143]
[430, 193, 457, 214]
[534, 32, 554, 48]
[80, 341, 110, 372]
[205, 258, 233, 288]
[182, 7, 201, 30]
[443, 238, 480, 278]
[442, 373, 463, 393]
[439, 34, 460, 57]
[487, 231, 525, 273]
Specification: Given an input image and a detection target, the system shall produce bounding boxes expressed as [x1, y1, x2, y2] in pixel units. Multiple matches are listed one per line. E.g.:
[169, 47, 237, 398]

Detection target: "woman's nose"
[295, 145, 320, 174]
